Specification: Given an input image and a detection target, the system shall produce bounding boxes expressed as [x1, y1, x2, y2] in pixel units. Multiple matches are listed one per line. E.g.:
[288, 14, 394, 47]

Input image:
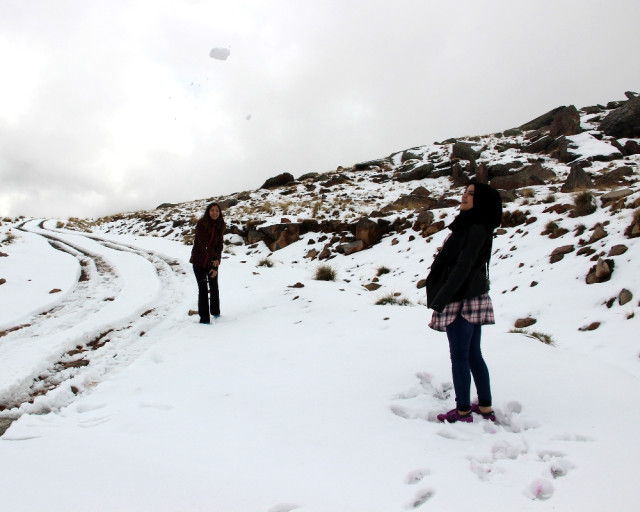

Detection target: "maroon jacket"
[189, 219, 224, 270]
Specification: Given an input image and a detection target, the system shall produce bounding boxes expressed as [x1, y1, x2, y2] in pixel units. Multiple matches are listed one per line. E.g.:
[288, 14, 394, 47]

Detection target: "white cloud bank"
[0, 0, 639, 218]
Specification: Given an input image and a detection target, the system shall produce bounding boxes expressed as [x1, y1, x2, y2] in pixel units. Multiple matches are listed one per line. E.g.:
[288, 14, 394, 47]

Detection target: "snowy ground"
[0, 212, 639, 511]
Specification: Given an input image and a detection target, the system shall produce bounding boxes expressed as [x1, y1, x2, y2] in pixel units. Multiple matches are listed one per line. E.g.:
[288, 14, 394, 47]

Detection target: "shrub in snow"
[572, 191, 597, 217]
[314, 264, 336, 281]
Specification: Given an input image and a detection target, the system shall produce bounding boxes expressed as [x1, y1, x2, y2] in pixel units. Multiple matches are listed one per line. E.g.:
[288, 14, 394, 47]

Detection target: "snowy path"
[0, 221, 192, 417]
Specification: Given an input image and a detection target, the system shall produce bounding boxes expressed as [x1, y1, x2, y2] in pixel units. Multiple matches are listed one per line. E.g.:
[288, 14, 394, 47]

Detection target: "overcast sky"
[1, 0, 639, 219]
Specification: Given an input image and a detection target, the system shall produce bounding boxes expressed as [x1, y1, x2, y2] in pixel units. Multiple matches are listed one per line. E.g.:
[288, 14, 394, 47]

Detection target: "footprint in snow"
[406, 488, 435, 509]
[404, 468, 431, 485]
[538, 450, 575, 479]
[389, 372, 452, 422]
[525, 478, 555, 500]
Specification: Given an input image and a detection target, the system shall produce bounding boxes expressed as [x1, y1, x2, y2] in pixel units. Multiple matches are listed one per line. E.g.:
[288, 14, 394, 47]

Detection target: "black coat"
[426, 223, 492, 313]
[189, 219, 224, 270]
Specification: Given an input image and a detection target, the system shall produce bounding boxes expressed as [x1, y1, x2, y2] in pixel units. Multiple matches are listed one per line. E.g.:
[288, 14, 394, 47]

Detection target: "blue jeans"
[445, 313, 492, 411]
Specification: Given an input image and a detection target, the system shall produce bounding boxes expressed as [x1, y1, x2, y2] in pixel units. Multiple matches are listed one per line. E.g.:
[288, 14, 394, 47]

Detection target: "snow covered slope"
[0, 95, 639, 511]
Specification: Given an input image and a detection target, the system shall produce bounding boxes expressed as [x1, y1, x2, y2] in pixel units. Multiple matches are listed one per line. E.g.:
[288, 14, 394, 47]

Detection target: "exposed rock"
[247, 229, 265, 244]
[619, 288, 633, 306]
[305, 249, 318, 259]
[400, 149, 424, 162]
[626, 215, 640, 238]
[383, 187, 451, 212]
[547, 136, 579, 163]
[490, 163, 554, 191]
[586, 258, 614, 284]
[561, 164, 593, 193]
[338, 240, 364, 255]
[260, 223, 301, 251]
[600, 95, 640, 138]
[474, 163, 489, 183]
[412, 210, 435, 233]
[298, 172, 320, 181]
[321, 174, 350, 187]
[218, 198, 239, 209]
[423, 221, 446, 236]
[395, 162, 435, 182]
[549, 105, 582, 137]
[588, 224, 608, 244]
[515, 317, 537, 328]
[518, 106, 566, 131]
[550, 245, 575, 263]
[354, 158, 389, 170]
[49, 288, 62, 294]
[261, 172, 295, 189]
[600, 188, 633, 205]
[503, 128, 523, 137]
[524, 134, 554, 153]
[355, 218, 383, 248]
[0, 252, 8, 257]
[624, 140, 640, 155]
[579, 322, 601, 331]
[0, 278, 6, 285]
[608, 244, 628, 257]
[451, 141, 482, 161]
[364, 283, 382, 291]
[596, 168, 635, 188]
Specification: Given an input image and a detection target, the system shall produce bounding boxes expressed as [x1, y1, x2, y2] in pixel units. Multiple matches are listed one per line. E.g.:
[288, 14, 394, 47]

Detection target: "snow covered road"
[1, 220, 191, 416]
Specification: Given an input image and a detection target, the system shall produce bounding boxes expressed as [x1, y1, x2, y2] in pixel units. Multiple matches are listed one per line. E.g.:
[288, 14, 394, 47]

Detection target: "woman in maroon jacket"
[190, 202, 225, 324]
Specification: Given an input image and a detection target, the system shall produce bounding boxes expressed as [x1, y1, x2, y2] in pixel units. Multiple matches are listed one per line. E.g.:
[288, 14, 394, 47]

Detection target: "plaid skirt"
[429, 293, 495, 332]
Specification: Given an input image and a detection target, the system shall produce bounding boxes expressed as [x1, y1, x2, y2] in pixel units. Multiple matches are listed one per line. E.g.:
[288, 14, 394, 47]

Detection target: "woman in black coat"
[426, 180, 502, 423]
[190, 202, 225, 324]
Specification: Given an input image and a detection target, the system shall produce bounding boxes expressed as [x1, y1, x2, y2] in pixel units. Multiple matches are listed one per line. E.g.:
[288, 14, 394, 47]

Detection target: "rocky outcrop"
[549, 105, 582, 137]
[395, 162, 435, 182]
[600, 95, 640, 138]
[261, 172, 295, 189]
[490, 163, 555, 191]
[451, 141, 483, 162]
[355, 218, 383, 247]
[561, 164, 593, 192]
[518, 106, 566, 131]
[260, 223, 301, 251]
[586, 258, 614, 284]
[382, 187, 452, 212]
[354, 158, 389, 170]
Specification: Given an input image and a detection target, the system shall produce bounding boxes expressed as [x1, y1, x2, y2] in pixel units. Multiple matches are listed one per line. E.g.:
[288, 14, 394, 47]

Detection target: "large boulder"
[260, 223, 301, 251]
[518, 106, 566, 131]
[451, 141, 482, 161]
[600, 95, 640, 138]
[549, 105, 582, 137]
[395, 162, 435, 182]
[490, 163, 555, 191]
[355, 218, 383, 247]
[561, 164, 593, 192]
[261, 172, 295, 189]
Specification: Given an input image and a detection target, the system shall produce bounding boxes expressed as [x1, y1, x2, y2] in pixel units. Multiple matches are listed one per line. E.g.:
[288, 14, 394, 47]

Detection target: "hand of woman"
[209, 268, 217, 277]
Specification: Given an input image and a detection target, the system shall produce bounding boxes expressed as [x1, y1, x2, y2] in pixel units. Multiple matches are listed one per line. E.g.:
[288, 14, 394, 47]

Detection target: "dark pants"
[445, 313, 492, 411]
[193, 264, 220, 323]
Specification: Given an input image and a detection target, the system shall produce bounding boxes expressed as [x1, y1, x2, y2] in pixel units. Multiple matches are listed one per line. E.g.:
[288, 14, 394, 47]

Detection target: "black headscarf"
[449, 180, 502, 232]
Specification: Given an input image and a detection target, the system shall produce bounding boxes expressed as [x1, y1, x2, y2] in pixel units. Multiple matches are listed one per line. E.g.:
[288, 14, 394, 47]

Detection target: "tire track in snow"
[0, 221, 123, 339]
[0, 222, 191, 435]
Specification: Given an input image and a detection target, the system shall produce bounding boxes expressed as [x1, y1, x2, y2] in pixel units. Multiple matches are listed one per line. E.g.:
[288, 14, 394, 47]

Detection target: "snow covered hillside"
[0, 93, 639, 511]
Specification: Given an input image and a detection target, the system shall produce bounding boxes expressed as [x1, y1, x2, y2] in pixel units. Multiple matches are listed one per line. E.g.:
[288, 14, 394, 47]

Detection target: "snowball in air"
[209, 47, 231, 61]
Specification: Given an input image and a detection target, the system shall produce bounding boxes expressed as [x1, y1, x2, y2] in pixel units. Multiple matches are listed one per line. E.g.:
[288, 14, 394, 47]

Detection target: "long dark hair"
[200, 202, 226, 234]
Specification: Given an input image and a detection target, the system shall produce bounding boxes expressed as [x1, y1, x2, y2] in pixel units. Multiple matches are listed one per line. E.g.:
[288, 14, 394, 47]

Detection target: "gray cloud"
[1, 0, 639, 218]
